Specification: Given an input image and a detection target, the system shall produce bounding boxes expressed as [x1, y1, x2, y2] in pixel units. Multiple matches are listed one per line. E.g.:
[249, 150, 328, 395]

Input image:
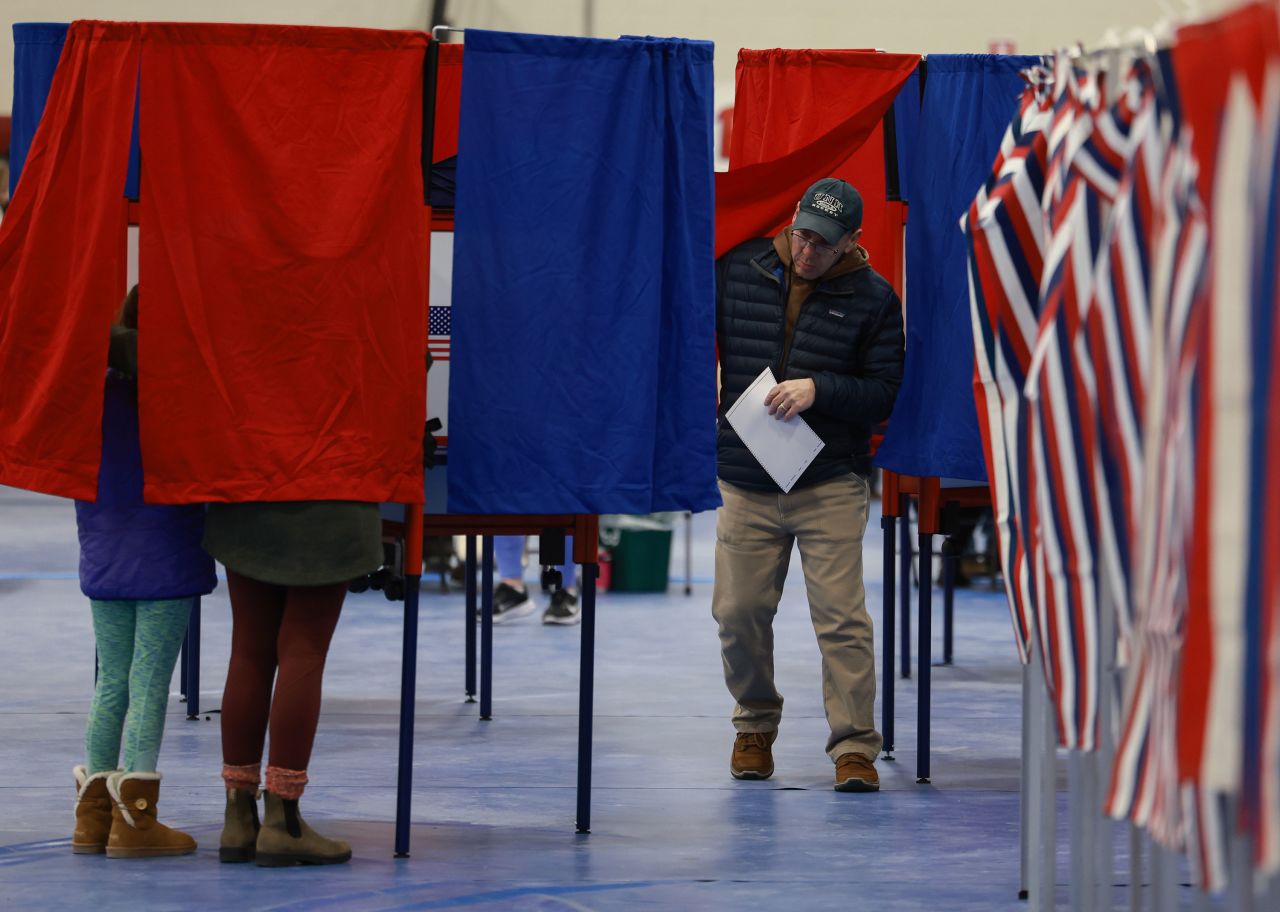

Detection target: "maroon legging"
[220, 570, 347, 771]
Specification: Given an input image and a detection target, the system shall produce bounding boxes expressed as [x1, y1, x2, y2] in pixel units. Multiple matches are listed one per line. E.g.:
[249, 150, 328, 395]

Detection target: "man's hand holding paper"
[763, 378, 816, 420]
[724, 367, 825, 494]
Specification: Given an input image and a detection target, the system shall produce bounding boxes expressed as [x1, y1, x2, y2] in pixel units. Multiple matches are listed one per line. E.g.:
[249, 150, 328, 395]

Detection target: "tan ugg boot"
[255, 791, 351, 867]
[105, 771, 196, 858]
[72, 766, 115, 854]
[219, 788, 261, 863]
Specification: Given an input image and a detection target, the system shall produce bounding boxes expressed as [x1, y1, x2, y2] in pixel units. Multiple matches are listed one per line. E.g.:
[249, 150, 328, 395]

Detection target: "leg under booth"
[488, 533, 578, 624]
[879, 472, 991, 782]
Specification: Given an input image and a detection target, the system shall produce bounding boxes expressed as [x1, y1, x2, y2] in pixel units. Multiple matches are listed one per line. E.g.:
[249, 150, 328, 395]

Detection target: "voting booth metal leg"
[1127, 824, 1142, 912]
[684, 512, 693, 595]
[480, 535, 494, 721]
[465, 535, 477, 702]
[179, 636, 188, 701]
[1094, 585, 1118, 912]
[942, 541, 956, 666]
[575, 562, 598, 834]
[185, 597, 201, 719]
[1026, 651, 1057, 912]
[881, 513, 896, 759]
[1226, 804, 1256, 912]
[1151, 838, 1178, 912]
[1067, 751, 1087, 912]
[394, 574, 422, 858]
[1019, 664, 1032, 900]
[899, 505, 912, 679]
[916, 532, 933, 783]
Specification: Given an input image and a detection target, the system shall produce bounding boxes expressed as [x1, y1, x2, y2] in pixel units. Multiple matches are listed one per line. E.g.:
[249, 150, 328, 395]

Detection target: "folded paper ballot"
[724, 367, 825, 493]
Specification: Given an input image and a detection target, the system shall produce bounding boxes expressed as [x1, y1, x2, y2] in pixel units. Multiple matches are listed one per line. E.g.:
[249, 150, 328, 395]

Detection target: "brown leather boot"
[72, 766, 115, 854]
[834, 752, 880, 792]
[219, 788, 261, 863]
[255, 791, 351, 867]
[105, 771, 197, 858]
[730, 730, 778, 780]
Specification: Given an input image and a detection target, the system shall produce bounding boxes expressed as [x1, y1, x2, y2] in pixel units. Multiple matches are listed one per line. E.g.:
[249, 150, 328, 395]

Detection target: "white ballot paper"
[724, 367, 825, 493]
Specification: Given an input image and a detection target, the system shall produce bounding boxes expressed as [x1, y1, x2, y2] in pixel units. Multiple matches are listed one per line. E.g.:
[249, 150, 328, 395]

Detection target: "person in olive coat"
[206, 472, 381, 865]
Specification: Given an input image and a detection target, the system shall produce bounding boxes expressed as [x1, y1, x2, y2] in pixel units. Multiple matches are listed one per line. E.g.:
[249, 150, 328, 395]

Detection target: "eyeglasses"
[791, 230, 838, 256]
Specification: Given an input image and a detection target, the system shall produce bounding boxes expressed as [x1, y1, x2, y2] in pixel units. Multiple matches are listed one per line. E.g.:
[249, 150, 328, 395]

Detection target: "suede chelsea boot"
[255, 790, 351, 867]
[219, 787, 261, 863]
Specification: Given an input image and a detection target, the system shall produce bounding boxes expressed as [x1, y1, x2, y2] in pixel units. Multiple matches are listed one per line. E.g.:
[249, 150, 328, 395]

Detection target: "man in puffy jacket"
[713, 178, 904, 792]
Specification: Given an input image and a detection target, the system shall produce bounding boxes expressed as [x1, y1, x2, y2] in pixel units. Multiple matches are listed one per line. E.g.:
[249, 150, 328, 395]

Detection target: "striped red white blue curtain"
[1025, 57, 1119, 751]
[1105, 122, 1210, 875]
[1167, 1, 1280, 884]
[1256, 79, 1280, 884]
[963, 72, 1054, 668]
[967, 0, 1280, 890]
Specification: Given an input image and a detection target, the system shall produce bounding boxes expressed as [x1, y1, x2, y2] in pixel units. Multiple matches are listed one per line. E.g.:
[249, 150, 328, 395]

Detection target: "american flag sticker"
[428, 306, 451, 362]
[427, 232, 452, 444]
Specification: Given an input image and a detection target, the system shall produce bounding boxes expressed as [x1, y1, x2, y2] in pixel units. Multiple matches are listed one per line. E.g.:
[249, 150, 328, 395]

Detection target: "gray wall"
[1, 0, 1234, 111]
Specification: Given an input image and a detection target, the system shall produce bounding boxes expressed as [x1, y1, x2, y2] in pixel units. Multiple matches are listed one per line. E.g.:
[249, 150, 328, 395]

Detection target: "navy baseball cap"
[793, 178, 863, 244]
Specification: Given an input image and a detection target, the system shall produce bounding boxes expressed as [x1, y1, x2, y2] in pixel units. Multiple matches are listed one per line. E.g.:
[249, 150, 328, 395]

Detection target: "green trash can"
[600, 514, 677, 592]
[610, 529, 673, 592]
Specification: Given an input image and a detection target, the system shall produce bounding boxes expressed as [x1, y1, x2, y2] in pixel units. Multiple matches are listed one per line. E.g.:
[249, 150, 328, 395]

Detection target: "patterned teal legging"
[85, 599, 192, 775]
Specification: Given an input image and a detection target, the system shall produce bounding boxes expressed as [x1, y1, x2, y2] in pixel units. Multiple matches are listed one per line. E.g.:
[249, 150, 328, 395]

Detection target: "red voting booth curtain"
[137, 23, 429, 503]
[0, 21, 138, 498]
[0, 22, 430, 503]
[715, 49, 917, 268]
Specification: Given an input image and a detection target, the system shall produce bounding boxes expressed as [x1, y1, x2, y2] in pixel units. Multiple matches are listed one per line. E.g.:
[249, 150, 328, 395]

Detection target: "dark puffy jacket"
[716, 237, 904, 491]
[75, 369, 217, 601]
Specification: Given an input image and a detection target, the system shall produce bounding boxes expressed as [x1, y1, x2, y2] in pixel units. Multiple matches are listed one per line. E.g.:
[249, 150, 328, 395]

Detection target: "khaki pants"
[712, 474, 882, 761]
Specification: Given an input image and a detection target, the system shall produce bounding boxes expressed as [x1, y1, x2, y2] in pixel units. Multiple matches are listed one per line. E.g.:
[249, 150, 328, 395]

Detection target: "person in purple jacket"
[70, 285, 217, 859]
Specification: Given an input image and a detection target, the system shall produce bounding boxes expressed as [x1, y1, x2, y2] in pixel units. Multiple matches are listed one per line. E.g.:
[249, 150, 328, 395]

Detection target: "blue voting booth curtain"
[10, 23, 139, 200]
[10, 24, 68, 196]
[448, 30, 720, 515]
[874, 54, 1038, 480]
[892, 67, 922, 203]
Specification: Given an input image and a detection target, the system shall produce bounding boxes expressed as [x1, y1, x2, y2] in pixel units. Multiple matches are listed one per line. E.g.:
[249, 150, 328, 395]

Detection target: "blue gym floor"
[0, 483, 1198, 910]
